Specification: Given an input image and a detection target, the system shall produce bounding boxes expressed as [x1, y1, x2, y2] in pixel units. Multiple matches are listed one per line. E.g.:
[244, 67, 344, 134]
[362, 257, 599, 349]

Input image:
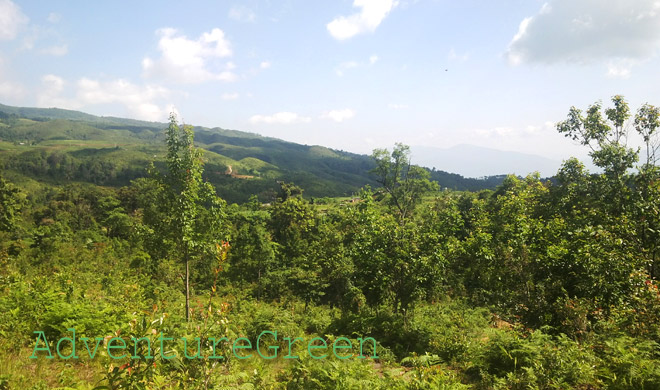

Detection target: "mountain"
[411, 144, 562, 178]
[0, 104, 507, 202]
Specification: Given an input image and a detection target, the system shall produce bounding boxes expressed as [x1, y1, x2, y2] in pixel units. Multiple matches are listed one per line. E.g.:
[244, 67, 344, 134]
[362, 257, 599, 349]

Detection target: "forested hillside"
[1, 96, 659, 389]
[0, 104, 503, 204]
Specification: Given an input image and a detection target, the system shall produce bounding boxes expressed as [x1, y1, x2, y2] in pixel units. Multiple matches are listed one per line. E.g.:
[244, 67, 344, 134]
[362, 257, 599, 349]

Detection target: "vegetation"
[1, 95, 659, 389]
[0, 103, 507, 205]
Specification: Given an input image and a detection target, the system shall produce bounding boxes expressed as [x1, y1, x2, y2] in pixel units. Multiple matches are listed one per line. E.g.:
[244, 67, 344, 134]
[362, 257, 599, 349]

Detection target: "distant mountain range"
[0, 103, 551, 202]
[411, 144, 562, 178]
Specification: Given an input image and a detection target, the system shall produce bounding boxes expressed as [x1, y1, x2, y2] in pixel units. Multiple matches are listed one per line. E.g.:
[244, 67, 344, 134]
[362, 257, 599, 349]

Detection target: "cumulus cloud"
[249, 112, 311, 124]
[0, 0, 28, 40]
[321, 108, 356, 122]
[506, 0, 660, 65]
[38, 74, 172, 121]
[37, 74, 67, 107]
[606, 59, 634, 78]
[327, 0, 398, 40]
[260, 61, 271, 69]
[142, 28, 236, 84]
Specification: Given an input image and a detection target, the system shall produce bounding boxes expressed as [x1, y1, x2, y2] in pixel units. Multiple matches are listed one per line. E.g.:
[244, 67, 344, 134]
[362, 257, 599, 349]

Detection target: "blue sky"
[1, 0, 660, 165]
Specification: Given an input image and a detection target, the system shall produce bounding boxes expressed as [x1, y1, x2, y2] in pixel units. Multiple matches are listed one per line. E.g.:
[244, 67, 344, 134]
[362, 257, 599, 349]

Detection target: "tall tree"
[370, 143, 438, 222]
[634, 103, 660, 167]
[150, 113, 227, 321]
[556, 95, 638, 181]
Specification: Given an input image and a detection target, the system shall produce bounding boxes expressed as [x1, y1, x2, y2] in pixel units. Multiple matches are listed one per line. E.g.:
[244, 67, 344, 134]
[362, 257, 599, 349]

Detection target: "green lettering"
[332, 337, 352, 359]
[232, 337, 253, 359]
[283, 336, 303, 359]
[108, 337, 127, 359]
[209, 337, 228, 359]
[80, 337, 104, 359]
[131, 337, 153, 359]
[257, 331, 279, 359]
[158, 334, 176, 360]
[30, 331, 53, 359]
[357, 337, 378, 359]
[307, 337, 328, 359]
[182, 337, 203, 359]
[57, 328, 78, 359]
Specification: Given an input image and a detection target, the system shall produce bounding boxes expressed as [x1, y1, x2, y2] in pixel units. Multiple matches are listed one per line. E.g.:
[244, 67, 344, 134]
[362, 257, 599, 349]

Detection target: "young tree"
[150, 113, 227, 321]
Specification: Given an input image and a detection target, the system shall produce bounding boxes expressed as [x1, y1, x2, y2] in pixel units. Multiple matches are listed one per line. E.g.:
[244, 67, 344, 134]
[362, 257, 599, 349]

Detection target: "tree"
[557, 95, 638, 180]
[228, 208, 276, 299]
[267, 182, 322, 303]
[0, 173, 24, 233]
[149, 113, 227, 321]
[370, 143, 438, 222]
[557, 95, 641, 218]
[634, 103, 660, 167]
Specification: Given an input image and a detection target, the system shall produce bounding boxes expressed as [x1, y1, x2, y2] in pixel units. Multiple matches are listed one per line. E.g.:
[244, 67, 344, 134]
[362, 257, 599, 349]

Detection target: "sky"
[1, 0, 660, 167]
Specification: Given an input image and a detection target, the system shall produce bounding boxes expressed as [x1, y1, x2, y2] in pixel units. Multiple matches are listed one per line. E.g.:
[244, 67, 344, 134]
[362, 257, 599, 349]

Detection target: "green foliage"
[3, 98, 660, 388]
[0, 173, 25, 232]
[144, 113, 228, 321]
[370, 143, 439, 221]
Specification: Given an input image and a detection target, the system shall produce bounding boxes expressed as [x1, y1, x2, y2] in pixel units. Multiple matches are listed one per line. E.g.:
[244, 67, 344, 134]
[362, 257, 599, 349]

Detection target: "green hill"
[0, 104, 504, 202]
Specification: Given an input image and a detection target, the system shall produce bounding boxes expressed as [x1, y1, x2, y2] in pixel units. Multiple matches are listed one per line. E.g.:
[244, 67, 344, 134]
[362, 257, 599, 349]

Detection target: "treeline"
[4, 149, 149, 186]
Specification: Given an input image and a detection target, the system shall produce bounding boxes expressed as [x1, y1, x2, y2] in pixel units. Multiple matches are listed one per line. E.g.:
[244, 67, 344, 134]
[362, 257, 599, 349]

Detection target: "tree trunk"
[185, 255, 190, 322]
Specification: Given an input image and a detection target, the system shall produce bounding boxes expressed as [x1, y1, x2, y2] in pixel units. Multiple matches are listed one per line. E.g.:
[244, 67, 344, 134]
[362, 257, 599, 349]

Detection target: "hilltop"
[0, 104, 506, 202]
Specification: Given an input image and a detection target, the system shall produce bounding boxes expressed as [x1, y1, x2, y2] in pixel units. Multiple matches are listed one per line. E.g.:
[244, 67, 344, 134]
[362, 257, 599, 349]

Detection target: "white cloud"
[221, 92, 239, 100]
[37, 74, 70, 108]
[474, 122, 557, 140]
[327, 0, 398, 40]
[47, 12, 61, 24]
[41, 44, 68, 56]
[506, 0, 660, 66]
[0, 70, 25, 99]
[321, 108, 356, 122]
[0, 0, 28, 40]
[38, 74, 172, 121]
[474, 127, 515, 138]
[0, 55, 24, 99]
[0, 81, 23, 99]
[142, 28, 236, 84]
[249, 112, 311, 124]
[260, 61, 271, 69]
[606, 59, 634, 78]
[369, 55, 379, 64]
[229, 6, 256, 23]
